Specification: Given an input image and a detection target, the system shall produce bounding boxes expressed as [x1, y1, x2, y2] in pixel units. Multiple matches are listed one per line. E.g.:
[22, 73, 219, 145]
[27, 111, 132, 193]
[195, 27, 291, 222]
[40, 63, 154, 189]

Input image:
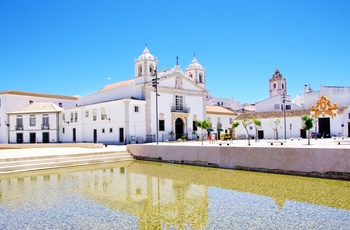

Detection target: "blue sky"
[1, 0, 349, 104]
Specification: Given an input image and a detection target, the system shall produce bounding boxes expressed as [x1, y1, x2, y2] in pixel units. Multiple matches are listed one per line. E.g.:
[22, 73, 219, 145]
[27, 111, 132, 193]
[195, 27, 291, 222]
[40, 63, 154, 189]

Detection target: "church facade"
[59, 47, 207, 144]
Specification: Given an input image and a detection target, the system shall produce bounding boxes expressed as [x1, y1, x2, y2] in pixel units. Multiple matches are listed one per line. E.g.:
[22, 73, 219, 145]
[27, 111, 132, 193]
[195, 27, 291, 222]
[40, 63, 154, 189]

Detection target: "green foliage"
[301, 115, 313, 131]
[301, 115, 314, 145]
[231, 121, 240, 129]
[195, 119, 210, 130]
[195, 119, 211, 145]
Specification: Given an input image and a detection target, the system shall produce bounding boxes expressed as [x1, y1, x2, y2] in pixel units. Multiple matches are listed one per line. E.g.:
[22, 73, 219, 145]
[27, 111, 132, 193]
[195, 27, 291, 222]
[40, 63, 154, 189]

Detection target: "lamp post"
[282, 93, 287, 140]
[152, 68, 160, 145]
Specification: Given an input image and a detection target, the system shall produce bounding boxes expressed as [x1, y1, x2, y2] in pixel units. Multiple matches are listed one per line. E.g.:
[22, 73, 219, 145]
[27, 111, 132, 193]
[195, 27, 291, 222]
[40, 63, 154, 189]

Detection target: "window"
[74, 112, 78, 122]
[159, 120, 165, 131]
[16, 116, 23, 130]
[274, 104, 280, 110]
[286, 105, 291, 110]
[199, 74, 203, 83]
[175, 95, 183, 111]
[58, 102, 62, 107]
[134, 106, 139, 112]
[348, 113, 350, 119]
[138, 65, 142, 76]
[70, 112, 73, 122]
[29, 100, 33, 104]
[282, 83, 285, 89]
[102, 128, 105, 133]
[85, 110, 89, 118]
[193, 121, 197, 131]
[221, 102, 223, 106]
[0, 99, 1, 107]
[63, 114, 66, 122]
[63, 127, 65, 134]
[110, 128, 113, 133]
[42, 114, 49, 129]
[101, 108, 106, 120]
[93, 109, 97, 121]
[273, 83, 276, 89]
[229, 118, 233, 124]
[30, 115, 36, 126]
[217, 102, 220, 106]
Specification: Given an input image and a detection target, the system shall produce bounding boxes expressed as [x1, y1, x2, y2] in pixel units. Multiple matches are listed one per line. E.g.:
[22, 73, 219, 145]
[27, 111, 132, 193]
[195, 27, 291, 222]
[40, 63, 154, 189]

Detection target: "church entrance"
[318, 117, 330, 138]
[175, 118, 184, 140]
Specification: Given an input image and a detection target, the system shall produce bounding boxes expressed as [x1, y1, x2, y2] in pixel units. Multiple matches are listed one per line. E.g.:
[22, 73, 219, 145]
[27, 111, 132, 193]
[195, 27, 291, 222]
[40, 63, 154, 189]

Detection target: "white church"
[2, 47, 208, 144]
[1, 48, 350, 144]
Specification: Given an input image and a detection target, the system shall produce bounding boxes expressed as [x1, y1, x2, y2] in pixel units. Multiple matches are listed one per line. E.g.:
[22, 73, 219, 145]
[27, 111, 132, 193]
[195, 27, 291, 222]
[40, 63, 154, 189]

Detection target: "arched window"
[149, 65, 154, 75]
[138, 65, 142, 76]
[189, 73, 193, 78]
[282, 83, 284, 89]
[199, 74, 203, 83]
[273, 83, 276, 89]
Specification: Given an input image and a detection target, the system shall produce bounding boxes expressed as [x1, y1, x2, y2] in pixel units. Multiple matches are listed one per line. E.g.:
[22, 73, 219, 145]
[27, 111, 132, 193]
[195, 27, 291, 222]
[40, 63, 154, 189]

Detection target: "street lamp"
[282, 93, 287, 140]
[152, 68, 160, 145]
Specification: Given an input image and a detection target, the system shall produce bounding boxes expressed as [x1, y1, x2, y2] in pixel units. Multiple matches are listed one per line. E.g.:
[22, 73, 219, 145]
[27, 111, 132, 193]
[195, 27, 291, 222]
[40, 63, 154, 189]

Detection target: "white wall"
[60, 99, 147, 144]
[8, 113, 59, 143]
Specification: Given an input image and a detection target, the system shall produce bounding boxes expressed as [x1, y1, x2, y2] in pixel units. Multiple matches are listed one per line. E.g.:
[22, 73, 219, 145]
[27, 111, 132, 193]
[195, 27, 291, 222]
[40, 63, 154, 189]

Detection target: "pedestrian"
[211, 132, 216, 144]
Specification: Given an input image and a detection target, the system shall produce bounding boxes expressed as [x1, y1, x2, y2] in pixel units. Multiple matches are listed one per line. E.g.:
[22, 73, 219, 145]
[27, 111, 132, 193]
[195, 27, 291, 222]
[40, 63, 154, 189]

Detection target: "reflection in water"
[0, 161, 349, 229]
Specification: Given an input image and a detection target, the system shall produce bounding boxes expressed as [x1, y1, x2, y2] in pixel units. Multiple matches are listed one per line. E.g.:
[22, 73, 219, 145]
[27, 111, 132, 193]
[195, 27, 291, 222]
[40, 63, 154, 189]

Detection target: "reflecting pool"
[0, 160, 349, 229]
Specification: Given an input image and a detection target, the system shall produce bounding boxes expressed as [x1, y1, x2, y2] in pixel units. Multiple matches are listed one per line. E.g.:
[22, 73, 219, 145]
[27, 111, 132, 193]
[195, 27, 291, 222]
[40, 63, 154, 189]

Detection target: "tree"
[253, 118, 261, 142]
[242, 117, 253, 145]
[195, 119, 211, 145]
[231, 121, 240, 140]
[270, 119, 281, 140]
[302, 115, 314, 145]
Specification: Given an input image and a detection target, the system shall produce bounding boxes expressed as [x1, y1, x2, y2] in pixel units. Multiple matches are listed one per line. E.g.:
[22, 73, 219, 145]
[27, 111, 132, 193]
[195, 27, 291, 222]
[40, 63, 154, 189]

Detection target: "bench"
[267, 140, 287, 145]
[334, 139, 350, 145]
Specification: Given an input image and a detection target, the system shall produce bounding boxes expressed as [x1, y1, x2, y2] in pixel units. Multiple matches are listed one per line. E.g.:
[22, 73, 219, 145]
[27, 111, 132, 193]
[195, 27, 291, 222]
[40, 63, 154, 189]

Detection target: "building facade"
[0, 91, 77, 144]
[60, 47, 208, 144]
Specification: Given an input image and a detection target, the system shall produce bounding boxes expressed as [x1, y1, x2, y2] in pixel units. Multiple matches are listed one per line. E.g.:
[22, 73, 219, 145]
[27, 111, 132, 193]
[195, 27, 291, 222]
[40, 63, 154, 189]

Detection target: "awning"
[217, 128, 224, 132]
[207, 128, 214, 132]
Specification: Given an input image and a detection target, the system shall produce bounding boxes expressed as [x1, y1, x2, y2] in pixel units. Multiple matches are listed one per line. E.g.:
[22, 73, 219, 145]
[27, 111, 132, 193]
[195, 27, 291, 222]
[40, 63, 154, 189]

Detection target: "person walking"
[211, 132, 216, 144]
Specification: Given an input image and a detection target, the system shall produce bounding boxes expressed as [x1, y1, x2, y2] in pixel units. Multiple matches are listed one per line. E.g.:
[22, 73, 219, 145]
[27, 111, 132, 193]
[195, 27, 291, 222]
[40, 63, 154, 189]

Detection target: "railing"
[42, 124, 50, 130]
[171, 106, 190, 113]
[15, 125, 23, 130]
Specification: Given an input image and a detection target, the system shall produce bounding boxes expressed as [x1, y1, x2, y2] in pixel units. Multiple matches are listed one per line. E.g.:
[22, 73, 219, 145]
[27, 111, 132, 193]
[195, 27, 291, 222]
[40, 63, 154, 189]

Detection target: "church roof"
[136, 47, 156, 61]
[98, 79, 135, 92]
[206, 106, 237, 115]
[186, 56, 205, 70]
[7, 102, 64, 114]
[0, 90, 78, 100]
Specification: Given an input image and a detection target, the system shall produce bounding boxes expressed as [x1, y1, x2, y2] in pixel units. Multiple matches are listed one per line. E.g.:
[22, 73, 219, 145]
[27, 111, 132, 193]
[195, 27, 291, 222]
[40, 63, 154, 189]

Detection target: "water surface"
[0, 161, 349, 229]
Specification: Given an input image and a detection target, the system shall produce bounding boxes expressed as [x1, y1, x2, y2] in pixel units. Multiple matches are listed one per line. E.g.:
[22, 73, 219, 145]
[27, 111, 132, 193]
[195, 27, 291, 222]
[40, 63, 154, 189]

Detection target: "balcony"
[42, 124, 50, 130]
[217, 123, 222, 129]
[16, 125, 23, 130]
[171, 106, 190, 113]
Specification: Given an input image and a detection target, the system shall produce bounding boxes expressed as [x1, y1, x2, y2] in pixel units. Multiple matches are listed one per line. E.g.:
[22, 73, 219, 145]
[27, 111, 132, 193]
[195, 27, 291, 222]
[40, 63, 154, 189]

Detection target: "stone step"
[0, 151, 134, 174]
[0, 150, 128, 163]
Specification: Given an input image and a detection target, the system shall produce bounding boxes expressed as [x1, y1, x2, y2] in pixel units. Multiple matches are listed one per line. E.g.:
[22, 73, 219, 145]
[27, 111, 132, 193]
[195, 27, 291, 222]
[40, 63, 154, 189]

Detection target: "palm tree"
[302, 115, 314, 145]
[231, 121, 240, 140]
[253, 118, 261, 142]
[242, 117, 253, 145]
[195, 119, 211, 145]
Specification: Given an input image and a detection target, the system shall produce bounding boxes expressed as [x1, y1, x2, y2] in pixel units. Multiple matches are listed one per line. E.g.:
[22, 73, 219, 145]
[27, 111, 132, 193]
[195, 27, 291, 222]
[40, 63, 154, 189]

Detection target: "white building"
[236, 68, 350, 139]
[0, 90, 77, 144]
[7, 102, 63, 143]
[206, 105, 237, 139]
[59, 47, 208, 144]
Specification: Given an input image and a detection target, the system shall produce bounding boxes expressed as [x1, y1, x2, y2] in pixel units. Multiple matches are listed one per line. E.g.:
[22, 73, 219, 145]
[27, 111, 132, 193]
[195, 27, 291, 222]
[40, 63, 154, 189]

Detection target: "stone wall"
[127, 144, 350, 180]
